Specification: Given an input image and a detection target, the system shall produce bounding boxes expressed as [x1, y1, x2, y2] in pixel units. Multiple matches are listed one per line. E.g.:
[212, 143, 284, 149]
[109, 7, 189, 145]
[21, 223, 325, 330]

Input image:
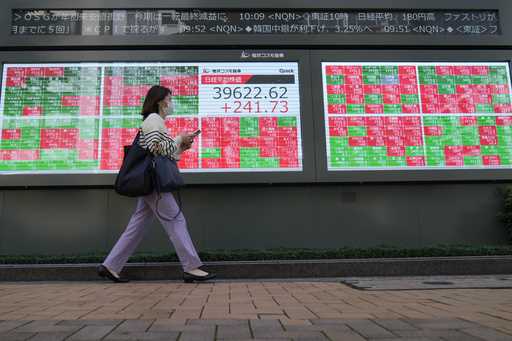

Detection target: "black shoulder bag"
[114, 131, 154, 197]
[114, 130, 185, 219]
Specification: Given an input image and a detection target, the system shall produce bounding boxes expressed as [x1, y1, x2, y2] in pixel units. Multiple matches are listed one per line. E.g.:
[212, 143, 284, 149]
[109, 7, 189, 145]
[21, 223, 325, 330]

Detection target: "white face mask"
[160, 100, 174, 116]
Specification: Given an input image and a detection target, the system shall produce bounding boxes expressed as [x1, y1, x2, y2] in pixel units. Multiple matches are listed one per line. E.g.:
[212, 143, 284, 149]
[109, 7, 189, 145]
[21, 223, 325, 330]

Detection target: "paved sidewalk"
[0, 277, 511, 340]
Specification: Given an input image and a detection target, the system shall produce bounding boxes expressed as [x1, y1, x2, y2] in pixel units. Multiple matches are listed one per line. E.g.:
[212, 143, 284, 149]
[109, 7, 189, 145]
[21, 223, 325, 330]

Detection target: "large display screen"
[0, 62, 302, 173]
[322, 62, 512, 170]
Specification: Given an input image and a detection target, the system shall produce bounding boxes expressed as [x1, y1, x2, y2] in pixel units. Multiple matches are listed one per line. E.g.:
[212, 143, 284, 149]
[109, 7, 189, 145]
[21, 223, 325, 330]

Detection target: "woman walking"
[98, 85, 215, 283]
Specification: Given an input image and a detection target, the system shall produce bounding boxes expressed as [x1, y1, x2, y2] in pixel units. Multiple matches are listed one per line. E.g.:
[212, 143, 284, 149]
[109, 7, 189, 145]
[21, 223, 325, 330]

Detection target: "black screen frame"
[311, 49, 512, 182]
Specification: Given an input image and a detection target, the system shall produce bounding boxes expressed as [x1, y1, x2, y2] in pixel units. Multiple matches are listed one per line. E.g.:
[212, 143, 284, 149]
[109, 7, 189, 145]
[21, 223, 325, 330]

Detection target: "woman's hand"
[178, 132, 196, 150]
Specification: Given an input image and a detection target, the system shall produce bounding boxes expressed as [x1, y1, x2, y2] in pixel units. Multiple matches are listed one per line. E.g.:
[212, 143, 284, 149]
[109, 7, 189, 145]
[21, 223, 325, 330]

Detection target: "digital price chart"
[0, 62, 302, 173]
[323, 62, 512, 170]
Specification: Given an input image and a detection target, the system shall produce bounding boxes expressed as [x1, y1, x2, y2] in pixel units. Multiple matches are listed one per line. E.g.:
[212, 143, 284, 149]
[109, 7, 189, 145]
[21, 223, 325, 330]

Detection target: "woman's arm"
[141, 114, 183, 158]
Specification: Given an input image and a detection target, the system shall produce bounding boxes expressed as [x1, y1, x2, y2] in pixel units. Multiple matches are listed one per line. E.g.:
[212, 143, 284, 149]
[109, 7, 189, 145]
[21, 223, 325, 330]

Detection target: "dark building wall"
[0, 183, 508, 255]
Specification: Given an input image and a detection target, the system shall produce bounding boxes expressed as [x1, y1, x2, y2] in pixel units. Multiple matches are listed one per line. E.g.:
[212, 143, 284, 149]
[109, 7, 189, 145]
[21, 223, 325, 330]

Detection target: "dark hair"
[141, 85, 172, 120]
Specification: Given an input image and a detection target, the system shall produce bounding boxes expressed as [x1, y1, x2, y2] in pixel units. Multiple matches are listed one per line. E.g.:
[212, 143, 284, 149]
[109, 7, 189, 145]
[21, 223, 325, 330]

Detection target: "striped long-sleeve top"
[139, 113, 184, 160]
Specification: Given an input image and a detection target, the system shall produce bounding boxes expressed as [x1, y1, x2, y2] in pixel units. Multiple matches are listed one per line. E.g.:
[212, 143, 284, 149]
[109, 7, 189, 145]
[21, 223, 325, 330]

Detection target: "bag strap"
[152, 159, 183, 222]
[155, 189, 182, 222]
[133, 129, 141, 144]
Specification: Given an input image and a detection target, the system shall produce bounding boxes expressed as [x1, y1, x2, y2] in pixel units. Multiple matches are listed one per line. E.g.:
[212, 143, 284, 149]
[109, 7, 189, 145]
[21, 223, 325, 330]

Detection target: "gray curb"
[0, 256, 511, 281]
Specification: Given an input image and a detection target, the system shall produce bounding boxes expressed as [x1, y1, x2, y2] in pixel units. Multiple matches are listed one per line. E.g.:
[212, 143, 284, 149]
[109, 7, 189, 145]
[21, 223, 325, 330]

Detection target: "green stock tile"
[348, 146, 366, 156]
[173, 96, 199, 115]
[419, 66, 436, 74]
[363, 65, 381, 74]
[440, 126, 458, 135]
[258, 157, 280, 168]
[1, 140, 19, 150]
[439, 116, 459, 126]
[489, 66, 508, 76]
[277, 117, 297, 127]
[3, 108, 22, 116]
[425, 136, 442, 146]
[2, 119, 40, 129]
[349, 158, 368, 167]
[201, 147, 221, 159]
[121, 117, 141, 128]
[498, 146, 512, 156]
[330, 149, 347, 158]
[326, 75, 344, 84]
[477, 116, 496, 125]
[330, 148, 346, 159]
[471, 75, 489, 85]
[367, 157, 387, 167]
[176, 96, 199, 106]
[401, 94, 419, 104]
[464, 156, 482, 166]
[497, 133, 512, 143]
[476, 104, 495, 113]
[426, 156, 444, 166]
[348, 126, 367, 136]
[422, 116, 439, 125]
[425, 144, 443, 152]
[419, 75, 437, 85]
[492, 75, 509, 85]
[454, 75, 472, 85]
[104, 117, 140, 129]
[497, 126, 512, 134]
[438, 83, 456, 95]
[406, 146, 425, 156]
[40, 149, 78, 161]
[380, 65, 398, 75]
[102, 118, 140, 128]
[328, 94, 346, 104]
[500, 157, 512, 165]
[384, 104, 402, 113]
[330, 157, 348, 167]
[74, 160, 99, 169]
[363, 75, 381, 85]
[103, 106, 141, 116]
[330, 136, 349, 147]
[0, 161, 31, 171]
[386, 156, 406, 166]
[481, 145, 499, 155]
[492, 94, 511, 104]
[366, 146, 387, 155]
[461, 125, 478, 133]
[240, 147, 260, 159]
[365, 94, 383, 104]
[347, 104, 365, 114]
[240, 158, 259, 168]
[462, 135, 480, 146]
[437, 75, 454, 84]
[442, 137, 463, 145]
[60, 106, 81, 115]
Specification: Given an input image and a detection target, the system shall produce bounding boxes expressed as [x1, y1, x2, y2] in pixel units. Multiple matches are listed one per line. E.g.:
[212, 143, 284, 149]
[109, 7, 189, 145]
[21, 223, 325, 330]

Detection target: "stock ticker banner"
[11, 9, 500, 36]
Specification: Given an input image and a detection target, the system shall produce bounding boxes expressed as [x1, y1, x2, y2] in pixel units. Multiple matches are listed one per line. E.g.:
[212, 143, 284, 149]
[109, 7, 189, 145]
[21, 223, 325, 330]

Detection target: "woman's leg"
[144, 192, 203, 272]
[103, 197, 154, 274]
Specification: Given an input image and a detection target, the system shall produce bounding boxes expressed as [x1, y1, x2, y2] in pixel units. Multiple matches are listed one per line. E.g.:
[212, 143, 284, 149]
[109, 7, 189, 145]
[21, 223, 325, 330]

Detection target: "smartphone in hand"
[191, 129, 201, 137]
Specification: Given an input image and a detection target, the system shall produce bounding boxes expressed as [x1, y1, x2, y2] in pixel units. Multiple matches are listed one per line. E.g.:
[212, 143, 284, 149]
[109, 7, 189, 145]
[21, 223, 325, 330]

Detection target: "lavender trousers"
[103, 191, 203, 273]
